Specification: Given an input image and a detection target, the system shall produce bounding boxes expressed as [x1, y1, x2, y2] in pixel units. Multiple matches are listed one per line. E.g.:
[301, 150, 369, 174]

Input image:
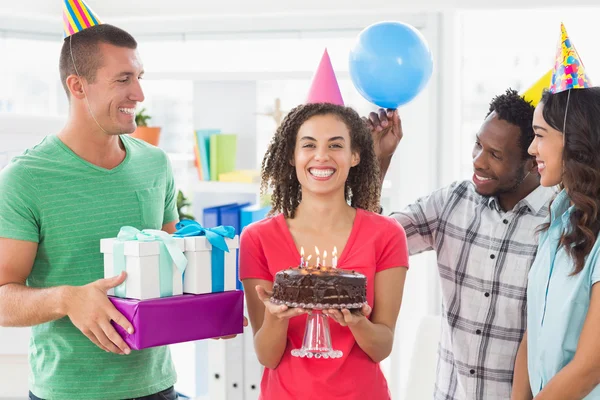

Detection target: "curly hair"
[538, 87, 600, 274]
[261, 103, 381, 218]
[486, 88, 536, 160]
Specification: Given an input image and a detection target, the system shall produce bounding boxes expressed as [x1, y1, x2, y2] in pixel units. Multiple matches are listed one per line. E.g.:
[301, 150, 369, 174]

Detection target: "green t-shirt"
[0, 134, 179, 399]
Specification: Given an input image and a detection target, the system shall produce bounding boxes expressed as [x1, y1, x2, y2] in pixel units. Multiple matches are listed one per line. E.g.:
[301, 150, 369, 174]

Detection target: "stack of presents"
[99, 202, 269, 350]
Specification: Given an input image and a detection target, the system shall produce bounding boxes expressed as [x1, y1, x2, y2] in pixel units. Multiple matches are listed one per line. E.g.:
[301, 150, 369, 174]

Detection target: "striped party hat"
[63, 0, 102, 38]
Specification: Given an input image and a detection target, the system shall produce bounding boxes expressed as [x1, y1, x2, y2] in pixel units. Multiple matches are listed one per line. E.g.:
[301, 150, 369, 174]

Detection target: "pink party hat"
[306, 49, 344, 106]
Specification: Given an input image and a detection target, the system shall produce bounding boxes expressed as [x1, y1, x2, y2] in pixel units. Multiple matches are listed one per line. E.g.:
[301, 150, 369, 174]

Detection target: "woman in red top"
[240, 102, 409, 400]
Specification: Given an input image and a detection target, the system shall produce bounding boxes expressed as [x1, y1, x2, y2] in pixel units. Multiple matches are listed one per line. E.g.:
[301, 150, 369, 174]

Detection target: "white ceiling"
[3, 0, 600, 20]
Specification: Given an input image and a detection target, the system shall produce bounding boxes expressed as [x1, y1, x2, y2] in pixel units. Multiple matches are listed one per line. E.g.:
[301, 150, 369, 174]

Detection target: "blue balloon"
[349, 21, 434, 108]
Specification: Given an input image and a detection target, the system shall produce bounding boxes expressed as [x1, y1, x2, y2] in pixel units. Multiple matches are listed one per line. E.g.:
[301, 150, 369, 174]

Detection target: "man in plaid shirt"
[366, 89, 556, 399]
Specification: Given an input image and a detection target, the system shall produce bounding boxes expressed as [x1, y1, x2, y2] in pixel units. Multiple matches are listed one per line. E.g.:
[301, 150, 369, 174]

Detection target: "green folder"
[209, 134, 237, 181]
[195, 129, 219, 181]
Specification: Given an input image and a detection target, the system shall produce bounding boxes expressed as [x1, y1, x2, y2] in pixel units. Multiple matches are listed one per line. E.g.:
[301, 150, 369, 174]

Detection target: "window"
[0, 36, 66, 116]
[458, 8, 600, 179]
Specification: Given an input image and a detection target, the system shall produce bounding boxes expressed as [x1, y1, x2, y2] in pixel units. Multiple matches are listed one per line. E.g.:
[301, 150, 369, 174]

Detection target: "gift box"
[109, 290, 244, 350]
[174, 220, 239, 295]
[101, 227, 187, 300]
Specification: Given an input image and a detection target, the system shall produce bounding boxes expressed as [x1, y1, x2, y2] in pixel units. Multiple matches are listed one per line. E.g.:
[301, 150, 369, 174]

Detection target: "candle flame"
[300, 247, 304, 256]
[306, 255, 312, 261]
[314, 246, 320, 256]
[332, 246, 337, 257]
[323, 250, 327, 259]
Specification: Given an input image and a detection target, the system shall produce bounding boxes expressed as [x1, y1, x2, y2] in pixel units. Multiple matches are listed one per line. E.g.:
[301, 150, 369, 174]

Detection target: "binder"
[220, 202, 251, 234]
[243, 311, 263, 400]
[240, 205, 271, 231]
[208, 335, 245, 400]
[210, 134, 237, 181]
[194, 129, 219, 181]
[202, 203, 237, 228]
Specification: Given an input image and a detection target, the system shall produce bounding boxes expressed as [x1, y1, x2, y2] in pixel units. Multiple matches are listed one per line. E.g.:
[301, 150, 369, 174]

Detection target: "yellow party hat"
[521, 69, 553, 107]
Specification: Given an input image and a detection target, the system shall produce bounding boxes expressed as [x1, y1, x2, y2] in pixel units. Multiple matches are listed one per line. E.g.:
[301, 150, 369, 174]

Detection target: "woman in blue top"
[510, 83, 600, 399]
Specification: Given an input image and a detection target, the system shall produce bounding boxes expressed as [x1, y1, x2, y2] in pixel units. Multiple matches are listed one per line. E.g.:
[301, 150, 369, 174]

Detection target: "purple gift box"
[109, 290, 244, 350]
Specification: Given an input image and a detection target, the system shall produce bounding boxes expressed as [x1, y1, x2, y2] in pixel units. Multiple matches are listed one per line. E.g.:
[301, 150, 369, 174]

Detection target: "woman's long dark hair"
[260, 103, 381, 218]
[539, 87, 600, 274]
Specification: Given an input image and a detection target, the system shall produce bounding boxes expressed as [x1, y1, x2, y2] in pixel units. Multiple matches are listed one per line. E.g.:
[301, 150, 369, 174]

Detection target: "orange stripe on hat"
[69, 0, 91, 28]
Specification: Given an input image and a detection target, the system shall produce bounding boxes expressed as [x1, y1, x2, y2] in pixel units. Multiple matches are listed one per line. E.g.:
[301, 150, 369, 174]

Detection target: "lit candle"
[315, 246, 320, 267]
[305, 255, 312, 267]
[300, 246, 305, 267]
[332, 246, 338, 268]
[323, 250, 327, 267]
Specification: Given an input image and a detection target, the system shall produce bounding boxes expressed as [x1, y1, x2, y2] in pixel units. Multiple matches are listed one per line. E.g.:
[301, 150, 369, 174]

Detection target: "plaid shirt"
[392, 181, 555, 400]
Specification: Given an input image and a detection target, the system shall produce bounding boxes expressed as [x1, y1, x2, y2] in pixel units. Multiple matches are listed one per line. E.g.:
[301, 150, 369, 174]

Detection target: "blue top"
[527, 189, 600, 397]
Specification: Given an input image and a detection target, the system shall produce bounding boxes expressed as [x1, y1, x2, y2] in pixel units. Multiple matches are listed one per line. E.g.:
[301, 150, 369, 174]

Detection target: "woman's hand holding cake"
[324, 304, 372, 327]
[255, 285, 308, 320]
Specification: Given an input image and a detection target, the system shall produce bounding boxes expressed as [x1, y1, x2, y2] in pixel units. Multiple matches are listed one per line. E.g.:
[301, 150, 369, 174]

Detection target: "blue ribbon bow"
[174, 220, 236, 292]
[112, 226, 187, 298]
[174, 220, 235, 252]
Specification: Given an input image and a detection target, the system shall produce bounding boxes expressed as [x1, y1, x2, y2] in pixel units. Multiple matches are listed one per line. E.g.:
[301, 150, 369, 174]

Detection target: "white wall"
[4, 1, 600, 42]
[0, 327, 29, 399]
[0, 114, 64, 169]
[0, 114, 64, 148]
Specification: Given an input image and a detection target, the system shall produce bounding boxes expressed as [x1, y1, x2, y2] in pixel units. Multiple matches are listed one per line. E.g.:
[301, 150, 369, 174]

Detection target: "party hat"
[63, 0, 103, 38]
[522, 69, 552, 107]
[550, 23, 591, 94]
[306, 49, 344, 106]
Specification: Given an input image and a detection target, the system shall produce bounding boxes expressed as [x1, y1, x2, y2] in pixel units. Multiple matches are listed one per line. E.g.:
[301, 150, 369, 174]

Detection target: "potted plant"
[131, 107, 161, 146]
[177, 190, 195, 221]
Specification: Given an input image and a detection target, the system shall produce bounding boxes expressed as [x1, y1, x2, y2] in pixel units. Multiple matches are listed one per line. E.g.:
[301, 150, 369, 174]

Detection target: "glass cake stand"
[271, 299, 366, 359]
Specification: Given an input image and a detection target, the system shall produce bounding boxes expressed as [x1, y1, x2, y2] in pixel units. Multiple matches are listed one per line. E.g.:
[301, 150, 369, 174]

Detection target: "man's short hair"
[486, 88, 536, 160]
[59, 24, 137, 98]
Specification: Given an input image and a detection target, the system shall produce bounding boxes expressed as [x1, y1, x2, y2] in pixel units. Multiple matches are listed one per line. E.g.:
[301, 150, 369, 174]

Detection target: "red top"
[239, 208, 409, 400]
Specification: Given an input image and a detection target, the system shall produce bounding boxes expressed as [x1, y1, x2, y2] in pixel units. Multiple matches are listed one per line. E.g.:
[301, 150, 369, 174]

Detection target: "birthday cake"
[271, 266, 367, 309]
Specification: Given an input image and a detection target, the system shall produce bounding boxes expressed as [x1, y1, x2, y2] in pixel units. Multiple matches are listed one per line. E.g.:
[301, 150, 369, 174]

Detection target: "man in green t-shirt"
[0, 19, 243, 400]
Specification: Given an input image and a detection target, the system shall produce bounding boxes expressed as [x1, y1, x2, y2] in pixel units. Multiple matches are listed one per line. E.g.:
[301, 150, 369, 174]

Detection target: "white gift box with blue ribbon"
[100, 227, 187, 300]
[174, 220, 239, 295]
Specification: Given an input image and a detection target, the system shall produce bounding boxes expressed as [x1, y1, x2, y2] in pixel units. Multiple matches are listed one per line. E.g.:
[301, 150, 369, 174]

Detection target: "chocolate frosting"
[272, 266, 366, 308]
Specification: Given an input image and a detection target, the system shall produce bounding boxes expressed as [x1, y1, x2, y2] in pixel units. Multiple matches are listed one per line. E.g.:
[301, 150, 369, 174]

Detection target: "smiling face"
[78, 42, 145, 135]
[293, 114, 360, 197]
[528, 103, 565, 187]
[471, 111, 534, 196]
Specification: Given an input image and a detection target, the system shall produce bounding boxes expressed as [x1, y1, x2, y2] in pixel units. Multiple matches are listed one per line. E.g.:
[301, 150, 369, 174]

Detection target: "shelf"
[190, 180, 260, 194]
[144, 70, 350, 82]
[167, 152, 195, 162]
[188, 179, 390, 193]
[185, 178, 390, 196]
